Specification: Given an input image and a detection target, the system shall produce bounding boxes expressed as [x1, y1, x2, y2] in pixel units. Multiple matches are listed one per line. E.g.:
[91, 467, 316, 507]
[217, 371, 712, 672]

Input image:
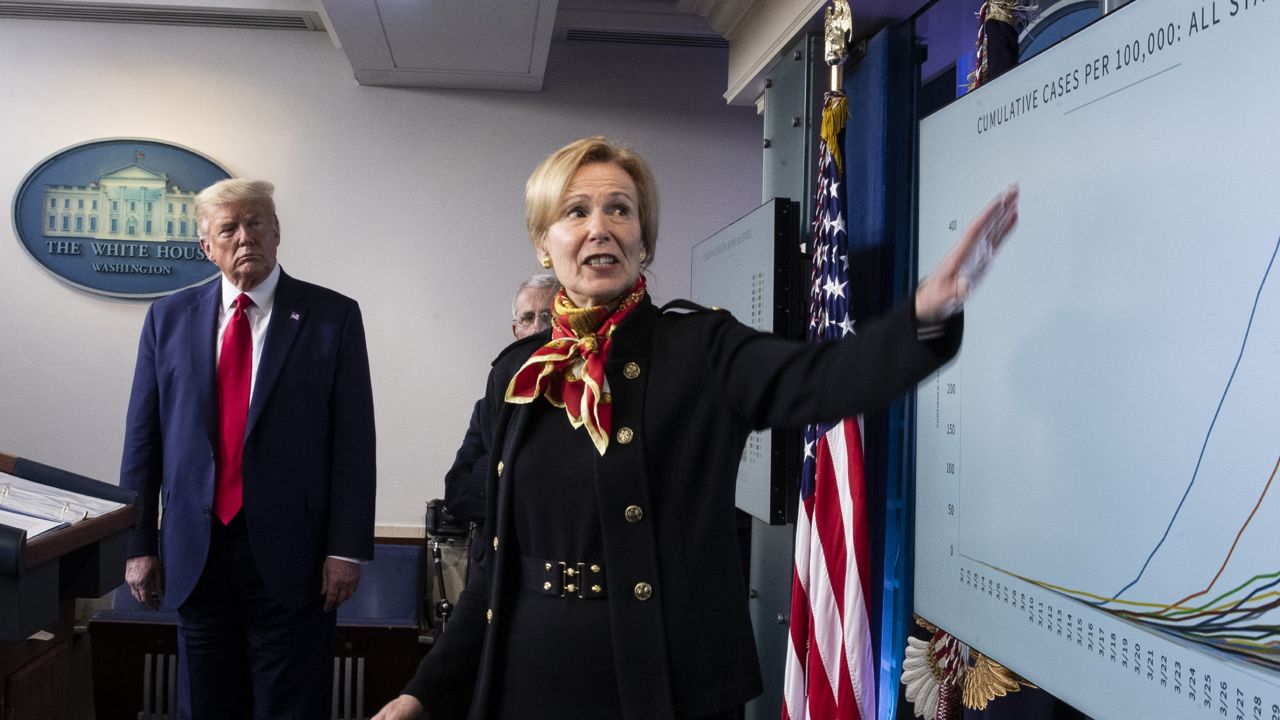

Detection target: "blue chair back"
[336, 543, 422, 627]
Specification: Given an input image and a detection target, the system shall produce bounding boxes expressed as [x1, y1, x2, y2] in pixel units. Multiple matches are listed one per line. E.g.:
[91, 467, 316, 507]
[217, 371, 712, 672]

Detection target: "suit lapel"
[191, 280, 221, 450]
[246, 270, 305, 438]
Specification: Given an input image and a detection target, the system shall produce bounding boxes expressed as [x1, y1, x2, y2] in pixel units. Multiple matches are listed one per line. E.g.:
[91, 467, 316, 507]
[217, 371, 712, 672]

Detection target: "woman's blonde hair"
[525, 137, 658, 266]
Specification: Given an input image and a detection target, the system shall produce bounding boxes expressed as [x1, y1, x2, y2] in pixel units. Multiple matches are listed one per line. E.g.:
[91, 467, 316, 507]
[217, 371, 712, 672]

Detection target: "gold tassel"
[821, 94, 848, 173]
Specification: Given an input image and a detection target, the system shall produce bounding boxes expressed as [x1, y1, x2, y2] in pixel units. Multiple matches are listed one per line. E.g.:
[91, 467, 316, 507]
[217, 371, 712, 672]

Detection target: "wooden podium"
[0, 452, 137, 719]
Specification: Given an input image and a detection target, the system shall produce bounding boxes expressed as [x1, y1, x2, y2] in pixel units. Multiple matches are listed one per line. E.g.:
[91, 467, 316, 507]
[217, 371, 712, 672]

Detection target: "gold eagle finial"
[823, 0, 853, 67]
[903, 616, 1037, 717]
[962, 651, 1033, 710]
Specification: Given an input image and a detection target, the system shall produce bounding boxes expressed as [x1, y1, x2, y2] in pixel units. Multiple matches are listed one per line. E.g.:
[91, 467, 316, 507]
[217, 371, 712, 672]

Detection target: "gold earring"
[540, 256, 552, 269]
[640, 249, 648, 263]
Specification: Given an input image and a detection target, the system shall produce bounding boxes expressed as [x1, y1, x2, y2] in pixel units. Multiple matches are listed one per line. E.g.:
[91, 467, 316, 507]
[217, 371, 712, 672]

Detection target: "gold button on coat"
[633, 582, 653, 601]
[492, 537, 499, 550]
[624, 505, 644, 523]
[486, 609, 493, 623]
[616, 427, 634, 444]
[623, 362, 641, 379]
[496, 460, 504, 476]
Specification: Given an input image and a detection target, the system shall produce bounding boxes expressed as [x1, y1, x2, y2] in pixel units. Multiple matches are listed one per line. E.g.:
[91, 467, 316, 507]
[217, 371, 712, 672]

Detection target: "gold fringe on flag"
[820, 93, 848, 173]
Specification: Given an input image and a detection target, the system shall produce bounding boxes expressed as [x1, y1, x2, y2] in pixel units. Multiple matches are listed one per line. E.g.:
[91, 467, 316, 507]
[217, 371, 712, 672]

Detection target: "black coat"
[443, 397, 489, 529]
[406, 295, 961, 719]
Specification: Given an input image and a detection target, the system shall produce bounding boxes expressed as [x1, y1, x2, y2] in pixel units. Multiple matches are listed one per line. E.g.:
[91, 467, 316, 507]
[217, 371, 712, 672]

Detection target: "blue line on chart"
[1104, 234, 1280, 604]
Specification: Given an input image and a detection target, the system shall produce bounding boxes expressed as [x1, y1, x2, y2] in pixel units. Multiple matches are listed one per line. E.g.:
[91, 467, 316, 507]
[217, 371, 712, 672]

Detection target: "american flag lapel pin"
[290, 311, 301, 321]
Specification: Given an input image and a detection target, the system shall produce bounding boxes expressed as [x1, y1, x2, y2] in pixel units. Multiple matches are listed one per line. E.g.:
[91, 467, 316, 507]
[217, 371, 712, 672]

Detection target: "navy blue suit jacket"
[120, 269, 376, 610]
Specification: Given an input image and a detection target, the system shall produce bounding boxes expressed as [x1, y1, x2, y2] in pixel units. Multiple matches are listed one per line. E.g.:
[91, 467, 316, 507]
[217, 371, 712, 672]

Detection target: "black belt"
[519, 555, 607, 599]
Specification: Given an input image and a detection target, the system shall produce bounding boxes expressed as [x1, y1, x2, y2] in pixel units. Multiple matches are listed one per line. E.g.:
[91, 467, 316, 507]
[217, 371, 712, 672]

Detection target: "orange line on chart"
[1152, 452, 1280, 615]
[1126, 587, 1280, 622]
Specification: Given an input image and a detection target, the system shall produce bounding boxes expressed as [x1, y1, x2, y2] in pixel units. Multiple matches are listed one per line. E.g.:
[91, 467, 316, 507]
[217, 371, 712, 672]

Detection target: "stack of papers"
[0, 508, 64, 540]
[0, 471, 126, 540]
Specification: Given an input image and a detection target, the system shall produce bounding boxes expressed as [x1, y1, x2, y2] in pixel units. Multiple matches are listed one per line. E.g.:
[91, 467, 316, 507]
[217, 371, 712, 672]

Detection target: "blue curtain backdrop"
[838, 22, 918, 720]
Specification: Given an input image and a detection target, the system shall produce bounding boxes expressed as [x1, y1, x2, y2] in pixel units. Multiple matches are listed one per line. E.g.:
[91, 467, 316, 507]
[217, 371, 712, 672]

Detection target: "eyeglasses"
[514, 310, 554, 328]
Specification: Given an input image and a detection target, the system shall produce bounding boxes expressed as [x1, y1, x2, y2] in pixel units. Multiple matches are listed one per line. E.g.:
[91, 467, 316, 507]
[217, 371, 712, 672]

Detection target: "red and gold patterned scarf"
[505, 277, 646, 455]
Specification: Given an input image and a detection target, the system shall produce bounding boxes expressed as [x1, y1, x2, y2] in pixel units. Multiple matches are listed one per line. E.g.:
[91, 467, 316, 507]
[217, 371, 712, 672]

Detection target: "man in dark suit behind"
[120, 178, 376, 719]
[442, 273, 557, 532]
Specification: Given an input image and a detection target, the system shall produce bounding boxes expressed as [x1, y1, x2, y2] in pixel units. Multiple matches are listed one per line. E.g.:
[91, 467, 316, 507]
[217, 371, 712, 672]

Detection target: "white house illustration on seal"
[43, 163, 200, 242]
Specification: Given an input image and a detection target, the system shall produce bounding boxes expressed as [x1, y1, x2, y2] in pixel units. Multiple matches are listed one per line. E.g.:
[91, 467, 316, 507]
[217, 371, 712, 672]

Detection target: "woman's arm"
[703, 186, 1017, 429]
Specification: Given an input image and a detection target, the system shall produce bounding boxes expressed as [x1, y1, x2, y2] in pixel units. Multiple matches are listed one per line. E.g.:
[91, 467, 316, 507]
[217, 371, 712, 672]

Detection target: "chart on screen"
[915, 1, 1280, 718]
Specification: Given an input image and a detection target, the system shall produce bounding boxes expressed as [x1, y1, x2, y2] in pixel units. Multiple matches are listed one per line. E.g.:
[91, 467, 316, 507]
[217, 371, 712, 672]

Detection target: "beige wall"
[0, 19, 761, 532]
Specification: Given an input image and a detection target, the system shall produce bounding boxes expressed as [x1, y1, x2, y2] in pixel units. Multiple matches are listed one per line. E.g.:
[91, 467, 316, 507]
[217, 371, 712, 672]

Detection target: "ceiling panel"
[378, 0, 544, 73]
[320, 0, 558, 91]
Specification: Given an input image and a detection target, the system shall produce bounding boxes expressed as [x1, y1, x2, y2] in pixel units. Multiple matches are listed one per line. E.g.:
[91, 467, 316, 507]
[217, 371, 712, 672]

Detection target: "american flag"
[783, 91, 876, 720]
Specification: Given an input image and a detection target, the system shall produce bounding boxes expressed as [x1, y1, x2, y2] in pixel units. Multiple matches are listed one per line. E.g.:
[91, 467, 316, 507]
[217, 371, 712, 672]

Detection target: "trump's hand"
[916, 185, 1019, 324]
[125, 555, 163, 610]
[372, 694, 426, 720]
[321, 557, 361, 612]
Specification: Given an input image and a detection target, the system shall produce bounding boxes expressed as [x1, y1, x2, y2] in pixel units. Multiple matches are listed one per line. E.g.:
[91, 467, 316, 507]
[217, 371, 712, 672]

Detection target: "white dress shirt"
[215, 263, 280, 400]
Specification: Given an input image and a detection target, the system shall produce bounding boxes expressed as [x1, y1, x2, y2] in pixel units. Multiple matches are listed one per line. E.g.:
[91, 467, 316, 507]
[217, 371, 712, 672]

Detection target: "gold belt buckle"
[558, 561, 585, 598]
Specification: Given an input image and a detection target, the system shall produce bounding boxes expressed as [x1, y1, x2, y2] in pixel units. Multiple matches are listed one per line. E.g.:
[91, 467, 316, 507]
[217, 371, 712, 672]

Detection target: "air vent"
[564, 28, 728, 49]
[0, 2, 324, 30]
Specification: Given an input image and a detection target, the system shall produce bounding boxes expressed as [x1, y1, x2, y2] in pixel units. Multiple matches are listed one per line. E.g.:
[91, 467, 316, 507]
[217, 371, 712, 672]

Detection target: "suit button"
[616, 427, 634, 444]
[624, 505, 643, 523]
[623, 362, 641, 379]
[486, 608, 493, 624]
[496, 460, 504, 476]
[492, 536, 499, 551]
[633, 582, 653, 601]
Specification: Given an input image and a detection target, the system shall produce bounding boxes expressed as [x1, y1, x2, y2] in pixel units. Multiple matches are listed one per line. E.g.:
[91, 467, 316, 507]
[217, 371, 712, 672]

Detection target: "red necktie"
[214, 293, 253, 524]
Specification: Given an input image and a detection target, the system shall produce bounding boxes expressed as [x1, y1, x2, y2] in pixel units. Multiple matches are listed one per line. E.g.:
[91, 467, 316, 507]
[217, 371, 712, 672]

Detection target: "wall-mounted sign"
[11, 139, 231, 298]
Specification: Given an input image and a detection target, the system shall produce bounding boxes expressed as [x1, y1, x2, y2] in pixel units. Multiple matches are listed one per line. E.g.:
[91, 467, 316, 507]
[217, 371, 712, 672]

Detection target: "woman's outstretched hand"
[372, 694, 426, 720]
[915, 185, 1019, 324]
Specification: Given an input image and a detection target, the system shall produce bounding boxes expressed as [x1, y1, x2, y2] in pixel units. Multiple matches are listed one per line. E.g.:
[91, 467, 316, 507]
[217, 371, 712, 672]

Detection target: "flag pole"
[781, 5, 879, 720]
[823, 0, 852, 91]
[822, 0, 851, 171]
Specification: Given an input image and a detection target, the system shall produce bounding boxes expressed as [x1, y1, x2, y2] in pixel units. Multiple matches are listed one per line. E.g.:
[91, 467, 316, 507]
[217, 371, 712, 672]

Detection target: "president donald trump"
[120, 178, 376, 719]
